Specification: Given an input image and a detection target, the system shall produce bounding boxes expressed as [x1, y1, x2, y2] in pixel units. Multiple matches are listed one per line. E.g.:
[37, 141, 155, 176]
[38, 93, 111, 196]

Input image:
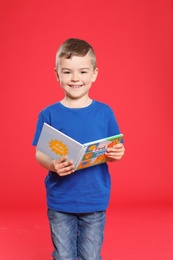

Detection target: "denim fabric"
[47, 209, 106, 260]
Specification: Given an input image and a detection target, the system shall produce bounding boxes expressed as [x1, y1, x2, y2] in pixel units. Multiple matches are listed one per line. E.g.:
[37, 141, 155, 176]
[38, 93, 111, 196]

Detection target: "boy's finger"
[113, 143, 123, 148]
[55, 156, 67, 163]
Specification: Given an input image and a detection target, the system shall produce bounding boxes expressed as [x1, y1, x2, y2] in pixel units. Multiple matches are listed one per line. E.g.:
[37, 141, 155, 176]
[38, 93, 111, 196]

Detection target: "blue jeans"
[47, 209, 106, 260]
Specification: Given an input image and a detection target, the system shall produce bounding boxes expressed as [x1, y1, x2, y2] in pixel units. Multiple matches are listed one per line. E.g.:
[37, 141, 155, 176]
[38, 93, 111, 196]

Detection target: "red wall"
[1, 0, 173, 209]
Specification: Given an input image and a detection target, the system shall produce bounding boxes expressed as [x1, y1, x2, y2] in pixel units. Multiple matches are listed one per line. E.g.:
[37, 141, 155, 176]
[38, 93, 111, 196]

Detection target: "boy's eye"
[63, 71, 71, 74]
[81, 71, 87, 74]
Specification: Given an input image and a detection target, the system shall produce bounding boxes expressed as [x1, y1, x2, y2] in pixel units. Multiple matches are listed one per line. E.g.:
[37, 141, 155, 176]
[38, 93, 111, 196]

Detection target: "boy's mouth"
[69, 85, 82, 88]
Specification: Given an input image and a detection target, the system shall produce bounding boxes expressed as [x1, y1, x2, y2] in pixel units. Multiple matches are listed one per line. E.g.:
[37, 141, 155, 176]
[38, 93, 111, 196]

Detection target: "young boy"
[32, 38, 125, 260]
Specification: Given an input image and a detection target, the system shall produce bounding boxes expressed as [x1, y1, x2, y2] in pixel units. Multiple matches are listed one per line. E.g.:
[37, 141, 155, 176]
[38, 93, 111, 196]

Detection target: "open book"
[36, 123, 123, 171]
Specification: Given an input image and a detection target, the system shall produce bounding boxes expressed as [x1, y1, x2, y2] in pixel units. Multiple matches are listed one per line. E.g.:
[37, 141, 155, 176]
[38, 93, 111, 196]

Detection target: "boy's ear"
[54, 68, 59, 81]
[92, 68, 98, 82]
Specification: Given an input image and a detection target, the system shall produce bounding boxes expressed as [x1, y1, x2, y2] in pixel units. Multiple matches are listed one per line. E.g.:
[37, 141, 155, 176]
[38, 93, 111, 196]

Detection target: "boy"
[32, 38, 125, 260]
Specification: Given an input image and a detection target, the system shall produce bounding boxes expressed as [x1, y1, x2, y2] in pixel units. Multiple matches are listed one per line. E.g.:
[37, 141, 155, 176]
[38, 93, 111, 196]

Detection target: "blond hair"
[55, 38, 97, 69]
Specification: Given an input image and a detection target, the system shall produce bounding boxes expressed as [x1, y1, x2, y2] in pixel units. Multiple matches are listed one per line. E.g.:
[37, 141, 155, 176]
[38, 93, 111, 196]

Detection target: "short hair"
[55, 38, 97, 70]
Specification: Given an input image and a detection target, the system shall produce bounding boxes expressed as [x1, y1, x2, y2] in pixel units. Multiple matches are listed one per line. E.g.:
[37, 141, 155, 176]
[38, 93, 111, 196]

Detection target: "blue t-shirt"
[32, 100, 121, 213]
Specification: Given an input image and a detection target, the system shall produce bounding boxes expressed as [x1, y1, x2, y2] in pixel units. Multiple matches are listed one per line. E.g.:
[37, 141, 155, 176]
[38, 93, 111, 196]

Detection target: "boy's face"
[55, 54, 98, 100]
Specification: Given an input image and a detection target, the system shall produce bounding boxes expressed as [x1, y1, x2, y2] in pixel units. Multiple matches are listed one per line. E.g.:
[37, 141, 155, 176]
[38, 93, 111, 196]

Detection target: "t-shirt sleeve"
[108, 111, 124, 143]
[32, 112, 46, 146]
[107, 108, 121, 136]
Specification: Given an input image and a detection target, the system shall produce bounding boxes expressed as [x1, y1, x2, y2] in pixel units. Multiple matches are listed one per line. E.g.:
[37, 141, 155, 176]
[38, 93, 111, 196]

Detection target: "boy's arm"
[105, 143, 125, 162]
[36, 150, 75, 176]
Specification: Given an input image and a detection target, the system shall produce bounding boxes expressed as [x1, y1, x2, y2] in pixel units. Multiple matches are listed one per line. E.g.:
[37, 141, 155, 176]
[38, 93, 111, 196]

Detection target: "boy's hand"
[51, 156, 75, 176]
[105, 143, 125, 162]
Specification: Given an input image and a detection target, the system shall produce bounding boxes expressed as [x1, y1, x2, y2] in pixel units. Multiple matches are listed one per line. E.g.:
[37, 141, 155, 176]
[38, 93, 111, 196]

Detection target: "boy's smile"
[55, 54, 98, 101]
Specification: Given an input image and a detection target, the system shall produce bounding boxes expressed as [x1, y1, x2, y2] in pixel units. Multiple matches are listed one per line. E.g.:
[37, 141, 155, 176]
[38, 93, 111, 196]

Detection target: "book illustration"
[49, 139, 69, 156]
[77, 136, 123, 170]
[36, 123, 123, 171]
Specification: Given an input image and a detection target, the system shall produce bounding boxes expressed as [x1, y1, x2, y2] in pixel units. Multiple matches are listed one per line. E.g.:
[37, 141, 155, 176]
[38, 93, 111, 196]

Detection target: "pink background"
[1, 0, 173, 210]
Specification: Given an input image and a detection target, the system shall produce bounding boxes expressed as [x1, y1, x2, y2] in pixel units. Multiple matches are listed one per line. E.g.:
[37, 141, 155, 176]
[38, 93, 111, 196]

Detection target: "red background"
[1, 0, 173, 211]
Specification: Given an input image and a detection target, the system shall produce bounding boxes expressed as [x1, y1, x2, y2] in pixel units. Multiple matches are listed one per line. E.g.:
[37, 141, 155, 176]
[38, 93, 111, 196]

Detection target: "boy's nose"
[71, 73, 79, 81]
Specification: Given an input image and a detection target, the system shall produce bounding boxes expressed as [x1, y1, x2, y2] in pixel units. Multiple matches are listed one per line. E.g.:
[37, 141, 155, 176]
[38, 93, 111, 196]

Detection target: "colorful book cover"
[36, 123, 123, 171]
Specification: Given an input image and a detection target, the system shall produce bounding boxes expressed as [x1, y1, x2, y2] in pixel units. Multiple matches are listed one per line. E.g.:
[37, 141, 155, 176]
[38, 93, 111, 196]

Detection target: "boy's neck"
[60, 97, 93, 108]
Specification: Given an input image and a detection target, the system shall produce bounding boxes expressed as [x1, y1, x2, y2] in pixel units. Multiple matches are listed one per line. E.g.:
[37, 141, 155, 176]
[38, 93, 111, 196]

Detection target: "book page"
[76, 134, 123, 170]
